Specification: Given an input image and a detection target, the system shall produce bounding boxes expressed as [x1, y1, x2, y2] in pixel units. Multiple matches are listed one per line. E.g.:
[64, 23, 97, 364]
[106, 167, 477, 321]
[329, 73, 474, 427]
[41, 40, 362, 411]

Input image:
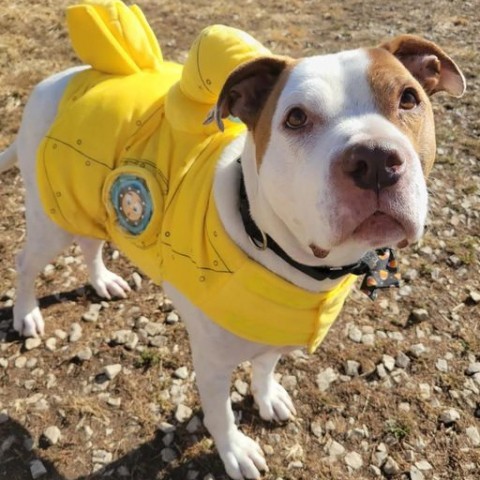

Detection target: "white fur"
[0, 48, 433, 480]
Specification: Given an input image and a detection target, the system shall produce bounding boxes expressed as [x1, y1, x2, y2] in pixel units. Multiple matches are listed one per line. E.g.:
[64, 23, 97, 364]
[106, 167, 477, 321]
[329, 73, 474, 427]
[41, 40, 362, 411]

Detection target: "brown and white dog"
[0, 34, 465, 479]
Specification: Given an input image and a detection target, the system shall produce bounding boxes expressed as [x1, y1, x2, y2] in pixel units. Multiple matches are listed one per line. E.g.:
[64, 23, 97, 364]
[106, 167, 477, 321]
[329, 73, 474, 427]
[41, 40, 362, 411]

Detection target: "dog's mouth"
[351, 210, 411, 247]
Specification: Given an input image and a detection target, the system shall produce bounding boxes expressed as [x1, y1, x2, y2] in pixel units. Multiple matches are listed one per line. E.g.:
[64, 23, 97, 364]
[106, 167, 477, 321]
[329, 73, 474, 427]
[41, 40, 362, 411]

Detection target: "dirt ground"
[0, 1, 479, 479]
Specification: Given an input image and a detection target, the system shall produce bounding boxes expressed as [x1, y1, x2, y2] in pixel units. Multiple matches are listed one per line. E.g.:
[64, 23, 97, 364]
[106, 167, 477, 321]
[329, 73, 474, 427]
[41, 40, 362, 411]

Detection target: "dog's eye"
[285, 107, 307, 129]
[399, 88, 420, 110]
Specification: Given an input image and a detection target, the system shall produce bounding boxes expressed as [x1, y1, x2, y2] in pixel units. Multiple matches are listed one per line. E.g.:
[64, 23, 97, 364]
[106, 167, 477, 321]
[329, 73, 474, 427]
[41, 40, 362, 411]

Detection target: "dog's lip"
[351, 210, 412, 242]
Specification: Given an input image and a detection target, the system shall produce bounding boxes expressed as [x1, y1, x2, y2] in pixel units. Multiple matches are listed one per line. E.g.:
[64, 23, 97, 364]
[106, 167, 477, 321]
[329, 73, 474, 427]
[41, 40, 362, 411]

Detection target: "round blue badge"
[110, 174, 153, 235]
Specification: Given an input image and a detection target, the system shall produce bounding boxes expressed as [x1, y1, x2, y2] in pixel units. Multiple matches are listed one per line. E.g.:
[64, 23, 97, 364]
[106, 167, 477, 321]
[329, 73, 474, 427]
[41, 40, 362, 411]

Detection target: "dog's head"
[214, 35, 465, 266]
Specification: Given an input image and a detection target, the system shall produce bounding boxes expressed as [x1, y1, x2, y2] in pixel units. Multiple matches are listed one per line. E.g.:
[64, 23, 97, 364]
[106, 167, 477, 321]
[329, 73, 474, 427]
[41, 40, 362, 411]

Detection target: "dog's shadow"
[0, 288, 272, 479]
[0, 412, 232, 480]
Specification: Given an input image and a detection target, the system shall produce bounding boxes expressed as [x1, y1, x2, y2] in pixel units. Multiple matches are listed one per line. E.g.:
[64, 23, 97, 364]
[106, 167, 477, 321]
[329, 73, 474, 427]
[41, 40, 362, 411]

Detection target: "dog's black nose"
[341, 144, 405, 191]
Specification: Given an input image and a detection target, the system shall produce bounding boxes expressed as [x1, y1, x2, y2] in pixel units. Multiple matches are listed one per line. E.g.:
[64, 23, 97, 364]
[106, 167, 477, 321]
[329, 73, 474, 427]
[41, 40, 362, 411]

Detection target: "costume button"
[55, 192, 62, 197]
[52, 144, 57, 150]
[85, 160, 91, 166]
[136, 120, 142, 126]
[165, 231, 170, 237]
[50, 208, 56, 214]
[213, 260, 218, 267]
[76, 139, 82, 145]
[213, 231, 218, 237]
[199, 276, 205, 282]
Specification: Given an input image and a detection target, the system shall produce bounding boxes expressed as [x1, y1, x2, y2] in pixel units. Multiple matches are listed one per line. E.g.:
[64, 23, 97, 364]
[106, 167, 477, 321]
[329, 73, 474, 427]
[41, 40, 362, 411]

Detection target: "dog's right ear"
[205, 56, 290, 132]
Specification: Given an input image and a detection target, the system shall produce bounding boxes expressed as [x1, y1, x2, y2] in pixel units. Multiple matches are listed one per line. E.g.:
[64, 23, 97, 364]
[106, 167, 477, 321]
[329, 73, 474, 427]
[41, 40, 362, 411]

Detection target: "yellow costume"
[37, 1, 356, 353]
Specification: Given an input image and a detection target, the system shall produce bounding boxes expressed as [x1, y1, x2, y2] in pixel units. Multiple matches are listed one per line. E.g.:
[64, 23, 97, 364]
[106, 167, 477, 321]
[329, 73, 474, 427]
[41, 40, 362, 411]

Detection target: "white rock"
[175, 404, 192, 423]
[382, 456, 400, 475]
[361, 333, 375, 346]
[345, 360, 360, 377]
[374, 443, 388, 467]
[234, 379, 249, 396]
[435, 358, 448, 372]
[382, 355, 396, 371]
[326, 440, 345, 458]
[410, 466, 425, 480]
[75, 347, 93, 362]
[166, 311, 180, 324]
[409, 344, 427, 358]
[92, 449, 112, 465]
[348, 326, 363, 343]
[15, 356, 27, 368]
[466, 426, 480, 446]
[69, 323, 83, 342]
[376, 364, 388, 379]
[1, 435, 15, 453]
[103, 364, 122, 380]
[419, 383, 431, 399]
[159, 422, 176, 433]
[0, 358, 7, 369]
[25, 338, 42, 350]
[82, 304, 102, 323]
[117, 465, 130, 477]
[316, 367, 338, 392]
[344, 451, 363, 470]
[395, 352, 411, 368]
[415, 460, 433, 471]
[369, 464, 382, 476]
[411, 308, 429, 321]
[107, 397, 122, 407]
[174, 366, 189, 380]
[466, 362, 480, 375]
[145, 322, 166, 337]
[54, 329, 67, 340]
[186, 415, 202, 433]
[310, 420, 323, 438]
[30, 459, 48, 479]
[161, 447, 177, 463]
[468, 290, 480, 303]
[132, 272, 143, 290]
[42, 426, 61, 446]
[439, 408, 460, 424]
[45, 338, 57, 352]
[84, 425, 93, 440]
[112, 330, 138, 350]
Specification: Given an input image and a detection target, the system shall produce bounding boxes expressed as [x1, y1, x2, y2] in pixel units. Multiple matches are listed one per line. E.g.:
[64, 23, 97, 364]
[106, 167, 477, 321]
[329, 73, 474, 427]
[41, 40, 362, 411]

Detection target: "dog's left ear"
[380, 35, 466, 97]
[205, 56, 290, 131]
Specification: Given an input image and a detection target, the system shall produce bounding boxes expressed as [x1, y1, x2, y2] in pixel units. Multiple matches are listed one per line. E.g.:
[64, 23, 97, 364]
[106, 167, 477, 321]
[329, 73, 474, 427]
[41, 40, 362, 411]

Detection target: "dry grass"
[1, 1, 479, 479]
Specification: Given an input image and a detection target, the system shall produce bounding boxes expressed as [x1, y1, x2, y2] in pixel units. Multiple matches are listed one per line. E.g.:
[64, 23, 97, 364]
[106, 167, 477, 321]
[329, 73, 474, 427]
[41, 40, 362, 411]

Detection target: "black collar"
[238, 170, 400, 298]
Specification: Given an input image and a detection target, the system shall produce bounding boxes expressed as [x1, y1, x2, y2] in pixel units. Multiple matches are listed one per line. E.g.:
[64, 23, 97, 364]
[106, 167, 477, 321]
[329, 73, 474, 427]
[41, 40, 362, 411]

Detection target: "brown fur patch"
[252, 59, 299, 168]
[367, 48, 437, 175]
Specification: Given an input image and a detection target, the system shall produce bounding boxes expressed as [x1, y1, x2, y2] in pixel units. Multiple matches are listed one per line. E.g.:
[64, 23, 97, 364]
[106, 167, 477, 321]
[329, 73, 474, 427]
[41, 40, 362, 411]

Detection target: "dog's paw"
[217, 430, 268, 480]
[90, 269, 131, 300]
[253, 380, 296, 422]
[13, 306, 45, 337]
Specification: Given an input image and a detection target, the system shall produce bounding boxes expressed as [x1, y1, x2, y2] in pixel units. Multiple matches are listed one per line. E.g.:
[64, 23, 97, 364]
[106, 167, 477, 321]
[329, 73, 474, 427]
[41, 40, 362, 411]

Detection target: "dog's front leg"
[191, 345, 268, 480]
[76, 237, 131, 299]
[251, 351, 296, 422]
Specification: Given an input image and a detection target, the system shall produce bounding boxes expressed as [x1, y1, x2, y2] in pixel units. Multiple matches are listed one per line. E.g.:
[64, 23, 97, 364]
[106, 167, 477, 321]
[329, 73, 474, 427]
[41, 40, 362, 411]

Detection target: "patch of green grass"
[385, 419, 410, 440]
[135, 349, 161, 369]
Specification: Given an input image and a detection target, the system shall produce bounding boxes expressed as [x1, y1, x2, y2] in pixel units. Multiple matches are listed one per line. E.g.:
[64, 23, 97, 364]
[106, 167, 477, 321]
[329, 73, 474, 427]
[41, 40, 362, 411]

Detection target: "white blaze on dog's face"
[216, 36, 465, 266]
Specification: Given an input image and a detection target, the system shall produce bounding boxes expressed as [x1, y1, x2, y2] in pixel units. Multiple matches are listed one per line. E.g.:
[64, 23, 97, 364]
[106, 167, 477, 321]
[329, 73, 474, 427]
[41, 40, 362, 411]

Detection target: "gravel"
[41, 426, 61, 446]
[316, 367, 338, 391]
[175, 404, 192, 423]
[103, 364, 122, 380]
[30, 459, 48, 479]
[0, 3, 478, 479]
[439, 408, 461, 425]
